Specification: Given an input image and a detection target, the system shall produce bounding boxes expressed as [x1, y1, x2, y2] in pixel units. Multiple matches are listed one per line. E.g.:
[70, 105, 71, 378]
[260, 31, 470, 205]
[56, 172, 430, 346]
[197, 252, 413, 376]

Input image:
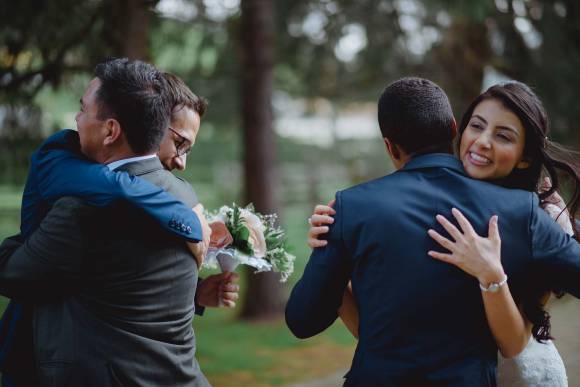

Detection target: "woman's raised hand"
[307, 199, 336, 248]
[427, 208, 506, 287]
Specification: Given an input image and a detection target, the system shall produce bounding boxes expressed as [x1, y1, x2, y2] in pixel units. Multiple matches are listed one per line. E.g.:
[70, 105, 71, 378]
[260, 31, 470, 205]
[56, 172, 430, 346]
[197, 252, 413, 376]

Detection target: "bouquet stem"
[216, 252, 240, 273]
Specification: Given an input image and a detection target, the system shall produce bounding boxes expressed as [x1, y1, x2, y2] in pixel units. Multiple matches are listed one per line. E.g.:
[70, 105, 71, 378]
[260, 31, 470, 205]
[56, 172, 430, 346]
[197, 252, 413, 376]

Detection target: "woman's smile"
[460, 98, 527, 180]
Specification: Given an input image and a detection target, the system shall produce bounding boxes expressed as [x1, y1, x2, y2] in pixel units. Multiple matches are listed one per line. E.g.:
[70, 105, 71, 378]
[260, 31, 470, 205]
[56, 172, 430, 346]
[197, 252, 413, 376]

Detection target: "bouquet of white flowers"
[204, 203, 295, 282]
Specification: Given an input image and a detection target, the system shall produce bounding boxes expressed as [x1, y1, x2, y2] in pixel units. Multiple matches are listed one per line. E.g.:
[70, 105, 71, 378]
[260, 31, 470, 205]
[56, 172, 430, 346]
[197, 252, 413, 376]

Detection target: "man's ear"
[450, 118, 458, 140]
[103, 119, 122, 146]
[384, 137, 401, 160]
[516, 158, 532, 170]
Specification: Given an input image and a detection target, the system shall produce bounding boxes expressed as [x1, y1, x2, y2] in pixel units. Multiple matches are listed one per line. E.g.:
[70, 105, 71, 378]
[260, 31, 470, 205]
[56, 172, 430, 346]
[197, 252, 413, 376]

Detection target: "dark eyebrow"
[470, 114, 487, 124]
[472, 114, 520, 136]
[497, 125, 521, 136]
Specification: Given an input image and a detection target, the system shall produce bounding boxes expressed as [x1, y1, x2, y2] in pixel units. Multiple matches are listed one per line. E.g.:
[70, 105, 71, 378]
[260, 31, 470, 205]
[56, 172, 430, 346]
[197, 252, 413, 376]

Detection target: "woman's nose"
[473, 131, 492, 149]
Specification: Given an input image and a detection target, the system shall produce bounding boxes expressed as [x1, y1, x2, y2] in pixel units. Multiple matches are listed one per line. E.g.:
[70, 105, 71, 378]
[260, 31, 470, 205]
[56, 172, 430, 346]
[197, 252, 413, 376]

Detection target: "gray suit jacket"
[0, 158, 210, 387]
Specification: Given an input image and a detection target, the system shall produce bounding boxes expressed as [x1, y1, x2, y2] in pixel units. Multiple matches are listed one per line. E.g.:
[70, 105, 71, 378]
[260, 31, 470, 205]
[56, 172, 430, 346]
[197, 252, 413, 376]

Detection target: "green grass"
[194, 310, 355, 386]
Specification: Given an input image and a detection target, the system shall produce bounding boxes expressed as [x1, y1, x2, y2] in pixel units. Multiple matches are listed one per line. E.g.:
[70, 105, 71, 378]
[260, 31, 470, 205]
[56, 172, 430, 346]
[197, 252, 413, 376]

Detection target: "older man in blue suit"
[286, 77, 580, 386]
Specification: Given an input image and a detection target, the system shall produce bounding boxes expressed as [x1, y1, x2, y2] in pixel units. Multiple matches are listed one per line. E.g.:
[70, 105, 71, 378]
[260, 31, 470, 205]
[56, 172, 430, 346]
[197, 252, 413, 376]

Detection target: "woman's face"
[459, 98, 527, 181]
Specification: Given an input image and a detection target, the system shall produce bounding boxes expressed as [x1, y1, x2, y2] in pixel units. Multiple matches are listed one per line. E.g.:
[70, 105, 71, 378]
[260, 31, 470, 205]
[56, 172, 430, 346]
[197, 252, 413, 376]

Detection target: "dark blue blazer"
[20, 129, 201, 240]
[0, 129, 202, 386]
[286, 154, 580, 387]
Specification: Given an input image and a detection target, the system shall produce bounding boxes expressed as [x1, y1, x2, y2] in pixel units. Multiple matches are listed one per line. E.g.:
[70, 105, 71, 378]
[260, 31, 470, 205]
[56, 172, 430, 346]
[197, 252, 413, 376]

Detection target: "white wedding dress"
[497, 202, 572, 386]
[498, 338, 567, 386]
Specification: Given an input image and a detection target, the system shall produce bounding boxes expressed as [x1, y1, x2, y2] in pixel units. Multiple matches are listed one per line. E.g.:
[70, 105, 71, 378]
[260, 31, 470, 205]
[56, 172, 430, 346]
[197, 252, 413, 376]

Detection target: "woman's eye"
[497, 133, 512, 142]
[469, 122, 483, 130]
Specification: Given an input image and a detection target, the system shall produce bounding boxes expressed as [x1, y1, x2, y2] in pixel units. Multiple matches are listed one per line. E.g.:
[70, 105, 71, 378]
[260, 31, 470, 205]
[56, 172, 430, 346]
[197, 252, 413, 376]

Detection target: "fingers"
[310, 214, 334, 226]
[314, 205, 336, 216]
[435, 214, 462, 242]
[225, 272, 240, 283]
[327, 199, 336, 209]
[219, 282, 239, 308]
[307, 225, 329, 248]
[427, 229, 455, 252]
[488, 215, 500, 243]
[192, 203, 212, 242]
[308, 237, 328, 248]
[220, 299, 236, 308]
[451, 208, 476, 236]
[192, 203, 211, 265]
[428, 250, 457, 265]
[209, 272, 240, 283]
[220, 283, 240, 293]
[186, 241, 205, 267]
[308, 226, 330, 237]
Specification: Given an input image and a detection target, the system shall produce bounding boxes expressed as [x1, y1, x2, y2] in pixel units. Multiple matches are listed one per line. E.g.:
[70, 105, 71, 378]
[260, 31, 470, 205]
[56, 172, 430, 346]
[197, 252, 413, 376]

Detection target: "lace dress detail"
[498, 338, 568, 386]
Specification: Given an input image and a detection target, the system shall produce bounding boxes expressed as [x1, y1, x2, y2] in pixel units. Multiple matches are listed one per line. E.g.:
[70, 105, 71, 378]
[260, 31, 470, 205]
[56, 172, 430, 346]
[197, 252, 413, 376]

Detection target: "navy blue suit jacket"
[286, 154, 580, 387]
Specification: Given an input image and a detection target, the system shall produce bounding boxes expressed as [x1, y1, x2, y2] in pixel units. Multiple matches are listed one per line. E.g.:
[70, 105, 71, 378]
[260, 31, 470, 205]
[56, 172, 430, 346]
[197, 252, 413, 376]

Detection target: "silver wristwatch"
[479, 274, 508, 293]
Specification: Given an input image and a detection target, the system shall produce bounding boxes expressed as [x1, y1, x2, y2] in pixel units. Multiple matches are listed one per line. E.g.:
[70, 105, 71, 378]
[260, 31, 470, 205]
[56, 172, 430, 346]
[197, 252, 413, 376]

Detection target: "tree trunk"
[102, 0, 155, 60]
[238, 0, 285, 319]
[433, 19, 491, 116]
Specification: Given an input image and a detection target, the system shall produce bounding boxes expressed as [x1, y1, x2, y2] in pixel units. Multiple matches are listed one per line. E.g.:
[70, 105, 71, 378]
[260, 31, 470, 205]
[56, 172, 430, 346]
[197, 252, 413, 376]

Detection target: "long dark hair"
[458, 81, 580, 342]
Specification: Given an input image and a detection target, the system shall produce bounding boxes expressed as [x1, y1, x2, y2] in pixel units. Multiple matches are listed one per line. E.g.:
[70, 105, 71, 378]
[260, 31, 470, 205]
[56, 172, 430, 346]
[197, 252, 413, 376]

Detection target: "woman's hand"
[429, 209, 530, 358]
[427, 208, 505, 287]
[307, 200, 336, 248]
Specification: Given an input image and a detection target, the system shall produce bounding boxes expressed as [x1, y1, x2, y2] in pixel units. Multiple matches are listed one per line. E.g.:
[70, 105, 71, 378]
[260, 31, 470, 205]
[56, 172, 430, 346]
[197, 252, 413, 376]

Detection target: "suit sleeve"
[28, 130, 202, 242]
[285, 191, 353, 338]
[530, 195, 580, 298]
[0, 197, 89, 302]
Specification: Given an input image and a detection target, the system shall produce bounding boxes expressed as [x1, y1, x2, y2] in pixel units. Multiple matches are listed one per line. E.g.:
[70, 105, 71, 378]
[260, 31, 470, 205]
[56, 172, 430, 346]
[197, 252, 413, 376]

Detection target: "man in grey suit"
[0, 59, 213, 386]
[156, 71, 240, 310]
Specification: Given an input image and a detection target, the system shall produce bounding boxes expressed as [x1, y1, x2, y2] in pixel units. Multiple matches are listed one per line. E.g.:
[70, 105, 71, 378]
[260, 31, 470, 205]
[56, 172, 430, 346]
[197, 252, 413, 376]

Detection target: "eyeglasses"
[168, 127, 192, 157]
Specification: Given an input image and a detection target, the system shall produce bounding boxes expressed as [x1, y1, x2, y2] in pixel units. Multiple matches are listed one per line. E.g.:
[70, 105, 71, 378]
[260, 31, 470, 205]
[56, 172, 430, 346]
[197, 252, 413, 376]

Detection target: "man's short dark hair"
[378, 77, 455, 155]
[94, 58, 171, 155]
[163, 72, 208, 119]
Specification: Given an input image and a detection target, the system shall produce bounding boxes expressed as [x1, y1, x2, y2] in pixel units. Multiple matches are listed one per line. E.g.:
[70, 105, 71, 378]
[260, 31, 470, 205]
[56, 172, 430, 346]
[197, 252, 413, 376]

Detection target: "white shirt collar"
[107, 154, 157, 171]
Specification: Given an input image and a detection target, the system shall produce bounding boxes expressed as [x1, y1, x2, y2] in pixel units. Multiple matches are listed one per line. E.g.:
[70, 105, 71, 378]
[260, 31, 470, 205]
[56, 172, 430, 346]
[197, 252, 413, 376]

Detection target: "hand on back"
[187, 204, 212, 267]
[427, 208, 505, 286]
[307, 199, 336, 248]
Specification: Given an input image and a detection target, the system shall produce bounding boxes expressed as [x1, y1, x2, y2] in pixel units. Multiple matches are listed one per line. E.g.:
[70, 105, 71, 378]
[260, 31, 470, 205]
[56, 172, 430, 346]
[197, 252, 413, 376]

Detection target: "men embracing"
[0, 58, 238, 386]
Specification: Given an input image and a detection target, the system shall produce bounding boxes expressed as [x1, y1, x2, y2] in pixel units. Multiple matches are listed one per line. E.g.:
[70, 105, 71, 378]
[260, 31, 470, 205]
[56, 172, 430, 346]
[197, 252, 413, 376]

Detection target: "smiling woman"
[459, 98, 529, 181]
[457, 81, 580, 205]
[306, 80, 579, 387]
[453, 81, 579, 385]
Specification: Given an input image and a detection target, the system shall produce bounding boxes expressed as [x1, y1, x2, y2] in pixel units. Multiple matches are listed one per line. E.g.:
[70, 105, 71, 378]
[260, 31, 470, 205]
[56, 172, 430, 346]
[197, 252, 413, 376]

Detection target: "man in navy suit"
[285, 77, 580, 386]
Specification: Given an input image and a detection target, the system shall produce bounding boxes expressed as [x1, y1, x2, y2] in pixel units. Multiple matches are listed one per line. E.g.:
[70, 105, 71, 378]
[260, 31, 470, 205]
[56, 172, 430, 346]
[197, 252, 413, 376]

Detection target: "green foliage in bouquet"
[223, 204, 254, 256]
[215, 203, 296, 282]
[261, 213, 295, 282]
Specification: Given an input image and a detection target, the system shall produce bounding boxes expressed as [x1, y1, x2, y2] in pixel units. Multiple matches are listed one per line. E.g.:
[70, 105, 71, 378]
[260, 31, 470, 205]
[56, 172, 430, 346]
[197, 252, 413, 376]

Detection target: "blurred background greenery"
[1, 0, 579, 385]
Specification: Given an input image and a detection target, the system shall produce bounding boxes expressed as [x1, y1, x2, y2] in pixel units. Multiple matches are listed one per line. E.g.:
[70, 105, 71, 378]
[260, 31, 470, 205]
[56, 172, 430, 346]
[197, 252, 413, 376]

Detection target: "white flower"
[240, 209, 267, 258]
